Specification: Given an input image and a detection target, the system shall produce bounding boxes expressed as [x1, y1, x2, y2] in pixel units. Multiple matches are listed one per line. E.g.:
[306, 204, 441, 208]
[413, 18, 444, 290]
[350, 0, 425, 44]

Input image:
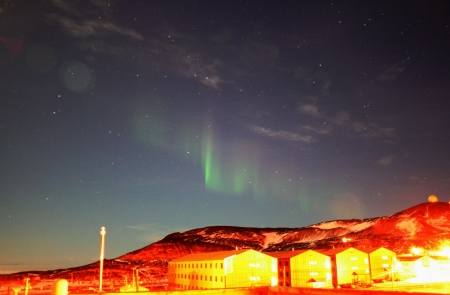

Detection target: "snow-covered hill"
[5, 202, 450, 285]
[121, 202, 450, 263]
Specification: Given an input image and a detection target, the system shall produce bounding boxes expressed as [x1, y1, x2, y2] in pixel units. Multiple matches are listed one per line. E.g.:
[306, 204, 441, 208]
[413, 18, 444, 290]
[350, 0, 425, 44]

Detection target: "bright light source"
[411, 247, 423, 255]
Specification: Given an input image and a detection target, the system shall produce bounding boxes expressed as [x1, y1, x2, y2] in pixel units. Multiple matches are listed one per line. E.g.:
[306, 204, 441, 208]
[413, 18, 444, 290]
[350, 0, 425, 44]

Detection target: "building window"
[279, 261, 282, 266]
[210, 263, 212, 268]
[215, 263, 217, 268]
[210, 276, 212, 281]
[285, 261, 288, 266]
[286, 272, 289, 277]
[200, 275, 202, 280]
[351, 257, 358, 261]
[309, 261, 317, 265]
[221, 263, 223, 269]
[221, 276, 223, 282]
[215, 276, 217, 282]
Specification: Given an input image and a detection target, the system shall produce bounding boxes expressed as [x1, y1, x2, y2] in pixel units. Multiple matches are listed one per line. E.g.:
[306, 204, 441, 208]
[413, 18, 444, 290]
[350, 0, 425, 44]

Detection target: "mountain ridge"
[119, 202, 450, 264]
[4, 201, 450, 284]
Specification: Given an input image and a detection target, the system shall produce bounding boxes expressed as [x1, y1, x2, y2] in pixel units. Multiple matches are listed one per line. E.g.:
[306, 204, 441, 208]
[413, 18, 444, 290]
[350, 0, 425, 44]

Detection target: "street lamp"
[99, 226, 106, 292]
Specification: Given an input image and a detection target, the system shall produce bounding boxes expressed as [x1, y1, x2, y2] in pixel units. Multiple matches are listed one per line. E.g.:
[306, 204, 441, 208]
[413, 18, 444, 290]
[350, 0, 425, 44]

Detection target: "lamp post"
[99, 226, 106, 292]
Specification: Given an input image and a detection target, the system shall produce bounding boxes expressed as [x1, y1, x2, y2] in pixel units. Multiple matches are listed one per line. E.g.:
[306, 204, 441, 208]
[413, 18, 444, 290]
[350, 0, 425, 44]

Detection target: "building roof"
[170, 249, 255, 262]
[355, 246, 395, 254]
[317, 247, 363, 256]
[396, 255, 424, 262]
[265, 249, 309, 259]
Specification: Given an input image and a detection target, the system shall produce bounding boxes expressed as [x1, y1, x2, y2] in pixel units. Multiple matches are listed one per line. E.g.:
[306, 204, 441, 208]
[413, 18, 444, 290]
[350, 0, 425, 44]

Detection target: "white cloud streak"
[249, 125, 315, 144]
[375, 155, 397, 166]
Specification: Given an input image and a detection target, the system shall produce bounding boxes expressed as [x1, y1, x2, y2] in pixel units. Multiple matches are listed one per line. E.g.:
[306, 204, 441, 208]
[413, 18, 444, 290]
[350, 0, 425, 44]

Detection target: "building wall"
[225, 250, 277, 288]
[168, 250, 277, 290]
[168, 247, 403, 290]
[168, 258, 225, 290]
[290, 250, 332, 288]
[334, 248, 369, 286]
[367, 248, 396, 281]
[276, 258, 291, 287]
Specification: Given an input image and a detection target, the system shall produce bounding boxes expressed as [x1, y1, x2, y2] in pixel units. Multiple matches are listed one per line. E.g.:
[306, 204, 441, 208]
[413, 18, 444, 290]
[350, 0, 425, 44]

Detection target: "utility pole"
[99, 226, 106, 292]
[24, 278, 30, 295]
[391, 256, 395, 292]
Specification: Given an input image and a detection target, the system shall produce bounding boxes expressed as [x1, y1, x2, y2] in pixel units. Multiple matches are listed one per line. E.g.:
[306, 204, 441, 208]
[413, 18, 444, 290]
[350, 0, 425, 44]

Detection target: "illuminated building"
[356, 247, 397, 281]
[268, 250, 332, 288]
[167, 249, 277, 290]
[396, 254, 450, 281]
[318, 247, 369, 288]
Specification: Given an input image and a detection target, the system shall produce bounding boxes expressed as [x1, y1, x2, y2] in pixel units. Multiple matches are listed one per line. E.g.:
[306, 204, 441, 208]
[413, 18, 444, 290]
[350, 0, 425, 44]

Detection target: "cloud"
[48, 15, 143, 40]
[378, 63, 405, 81]
[375, 155, 397, 166]
[299, 104, 320, 117]
[126, 225, 151, 231]
[331, 111, 350, 126]
[249, 125, 315, 143]
[47, 0, 144, 56]
[298, 103, 395, 140]
[351, 122, 395, 139]
[299, 125, 332, 135]
[175, 56, 225, 89]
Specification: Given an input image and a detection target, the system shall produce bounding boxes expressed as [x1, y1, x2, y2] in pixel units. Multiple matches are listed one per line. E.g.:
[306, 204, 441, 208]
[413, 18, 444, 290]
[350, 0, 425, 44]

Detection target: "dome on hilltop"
[428, 195, 438, 202]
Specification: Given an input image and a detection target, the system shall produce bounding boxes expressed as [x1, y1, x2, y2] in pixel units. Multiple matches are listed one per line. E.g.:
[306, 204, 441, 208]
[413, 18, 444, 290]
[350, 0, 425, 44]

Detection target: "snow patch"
[310, 220, 374, 232]
[396, 218, 421, 234]
[263, 232, 286, 248]
[348, 221, 374, 232]
[310, 221, 342, 230]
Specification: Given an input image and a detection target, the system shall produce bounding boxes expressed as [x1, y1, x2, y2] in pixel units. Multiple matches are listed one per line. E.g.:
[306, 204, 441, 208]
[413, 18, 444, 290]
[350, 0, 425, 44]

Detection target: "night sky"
[1, 1, 449, 273]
